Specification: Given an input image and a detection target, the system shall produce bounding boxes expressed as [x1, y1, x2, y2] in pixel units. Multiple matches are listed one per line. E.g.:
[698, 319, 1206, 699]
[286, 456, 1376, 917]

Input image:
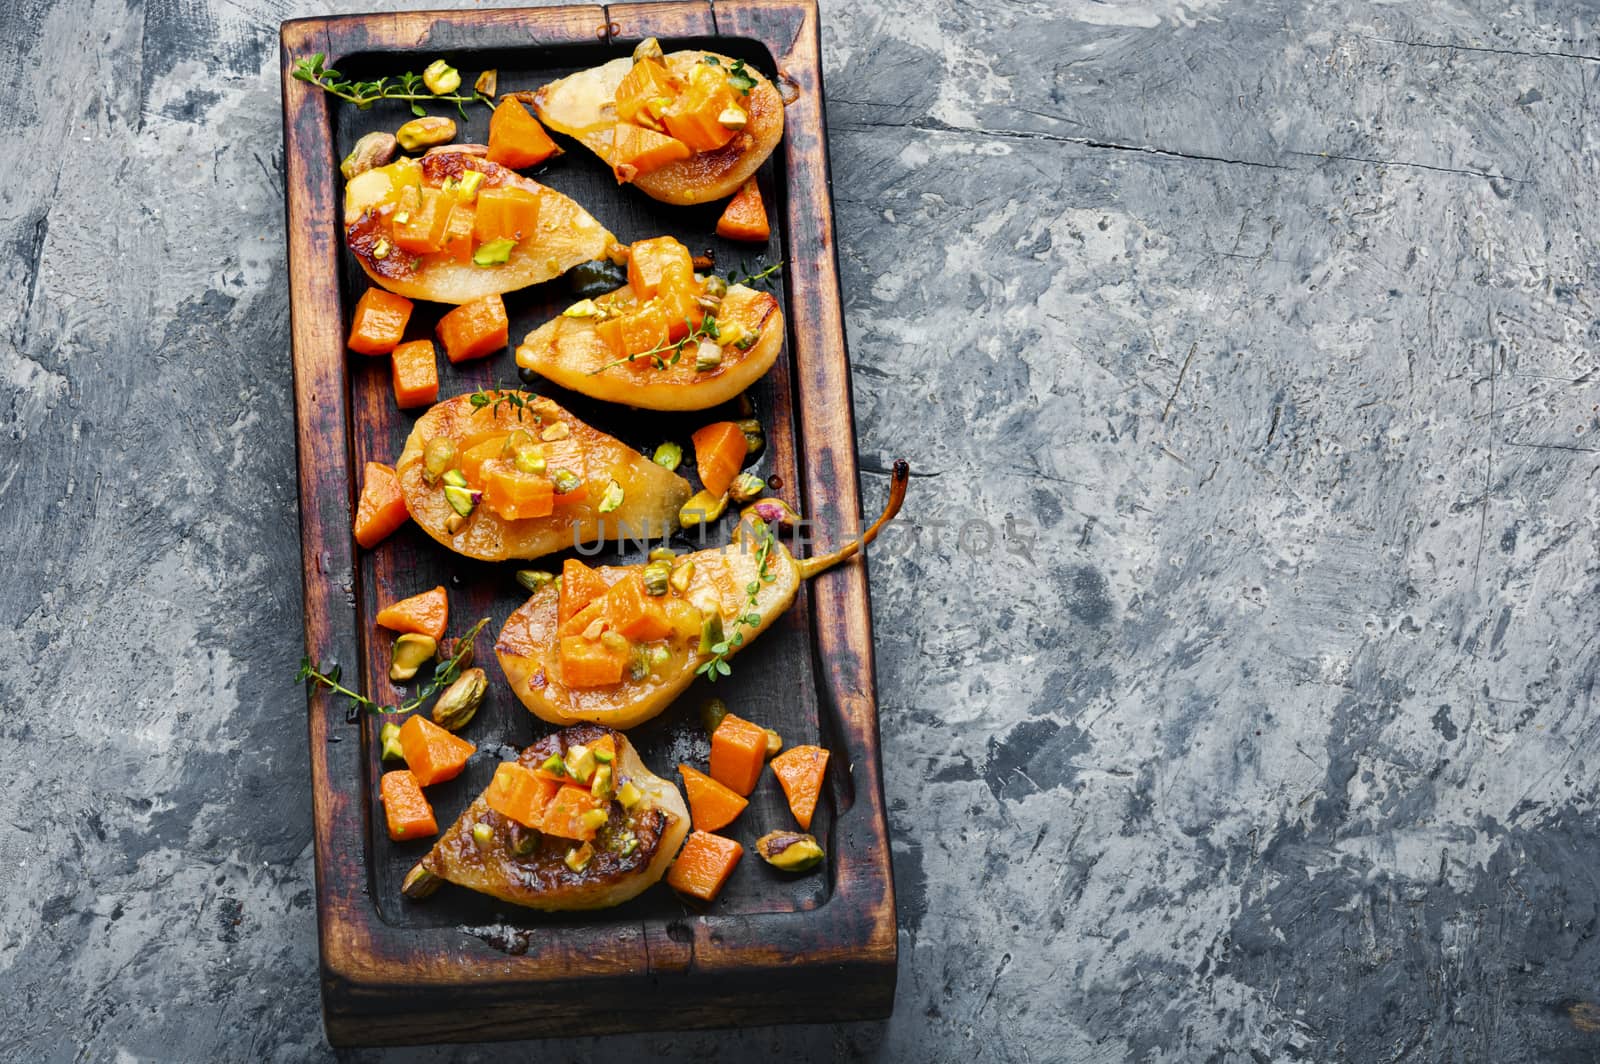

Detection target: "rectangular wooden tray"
[280, 1, 895, 1047]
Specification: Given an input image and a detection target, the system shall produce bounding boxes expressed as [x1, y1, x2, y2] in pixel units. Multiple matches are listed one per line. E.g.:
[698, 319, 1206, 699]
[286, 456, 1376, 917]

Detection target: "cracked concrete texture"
[4, 0, 1600, 1060]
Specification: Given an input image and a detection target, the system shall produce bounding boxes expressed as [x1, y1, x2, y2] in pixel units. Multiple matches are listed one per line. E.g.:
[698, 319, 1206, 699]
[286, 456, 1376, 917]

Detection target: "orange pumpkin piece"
[374, 585, 448, 641]
[691, 421, 749, 498]
[610, 123, 691, 182]
[487, 97, 563, 169]
[559, 635, 629, 688]
[436, 294, 508, 363]
[391, 339, 439, 409]
[666, 830, 743, 901]
[679, 764, 748, 832]
[439, 199, 476, 263]
[605, 572, 672, 641]
[472, 186, 542, 244]
[559, 559, 610, 626]
[558, 597, 609, 639]
[457, 435, 509, 484]
[484, 761, 560, 828]
[392, 187, 454, 255]
[480, 461, 555, 520]
[615, 56, 676, 125]
[604, 302, 672, 361]
[347, 287, 413, 355]
[539, 783, 608, 840]
[709, 713, 769, 796]
[627, 237, 696, 300]
[716, 179, 770, 242]
[354, 461, 410, 548]
[380, 770, 437, 841]
[662, 63, 740, 153]
[397, 715, 477, 787]
[771, 744, 830, 830]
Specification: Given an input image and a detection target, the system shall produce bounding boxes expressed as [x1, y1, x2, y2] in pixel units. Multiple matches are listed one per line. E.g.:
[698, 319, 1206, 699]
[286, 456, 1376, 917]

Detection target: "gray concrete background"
[5, 0, 1600, 1059]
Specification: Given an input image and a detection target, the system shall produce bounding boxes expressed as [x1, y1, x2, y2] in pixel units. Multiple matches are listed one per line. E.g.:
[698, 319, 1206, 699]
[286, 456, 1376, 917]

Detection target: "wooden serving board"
[280, 1, 895, 1047]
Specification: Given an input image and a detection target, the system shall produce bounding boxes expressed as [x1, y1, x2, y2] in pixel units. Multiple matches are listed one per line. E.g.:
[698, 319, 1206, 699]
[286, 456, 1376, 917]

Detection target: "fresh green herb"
[587, 314, 721, 375]
[468, 386, 541, 423]
[291, 52, 493, 119]
[696, 518, 776, 682]
[727, 59, 756, 95]
[727, 260, 783, 290]
[298, 618, 489, 721]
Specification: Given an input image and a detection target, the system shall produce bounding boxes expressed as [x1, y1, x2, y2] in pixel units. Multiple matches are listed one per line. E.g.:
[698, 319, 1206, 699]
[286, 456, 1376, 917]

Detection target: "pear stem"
[794, 460, 910, 581]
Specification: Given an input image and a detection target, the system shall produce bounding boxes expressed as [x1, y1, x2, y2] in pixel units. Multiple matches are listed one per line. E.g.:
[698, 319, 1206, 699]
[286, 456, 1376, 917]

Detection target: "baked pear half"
[402, 725, 689, 911]
[396, 390, 692, 562]
[344, 151, 616, 304]
[515, 236, 783, 411]
[497, 462, 910, 730]
[529, 43, 785, 206]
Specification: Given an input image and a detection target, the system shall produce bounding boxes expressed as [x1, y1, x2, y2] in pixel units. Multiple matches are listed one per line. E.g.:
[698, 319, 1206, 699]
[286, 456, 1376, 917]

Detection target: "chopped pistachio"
[669, 560, 695, 594]
[551, 468, 581, 494]
[618, 836, 639, 857]
[764, 728, 783, 757]
[694, 338, 723, 373]
[741, 497, 801, 527]
[389, 633, 438, 682]
[702, 275, 729, 300]
[508, 823, 538, 856]
[563, 298, 602, 318]
[632, 36, 665, 63]
[380, 722, 405, 761]
[456, 170, 484, 199]
[590, 764, 615, 800]
[646, 645, 671, 670]
[444, 512, 466, 534]
[401, 864, 442, 899]
[698, 613, 725, 656]
[717, 104, 749, 130]
[716, 321, 748, 348]
[680, 489, 729, 528]
[422, 437, 458, 485]
[474, 69, 497, 96]
[600, 629, 629, 653]
[473, 238, 516, 266]
[652, 441, 683, 472]
[699, 697, 729, 734]
[628, 646, 650, 681]
[513, 446, 546, 475]
[643, 559, 672, 596]
[729, 472, 766, 504]
[423, 59, 462, 95]
[471, 822, 494, 849]
[540, 421, 572, 442]
[540, 753, 566, 777]
[579, 808, 609, 833]
[443, 483, 476, 517]
[617, 780, 644, 810]
[341, 131, 398, 181]
[598, 479, 624, 514]
[736, 418, 764, 456]
[441, 468, 468, 488]
[648, 546, 677, 562]
[371, 236, 393, 260]
[564, 744, 597, 783]
[516, 569, 555, 593]
[565, 841, 595, 872]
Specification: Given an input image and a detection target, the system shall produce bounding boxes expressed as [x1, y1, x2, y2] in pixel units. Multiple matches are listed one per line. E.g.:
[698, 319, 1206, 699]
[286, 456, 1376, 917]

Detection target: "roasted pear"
[527, 47, 785, 206]
[515, 236, 783, 410]
[496, 461, 909, 729]
[402, 724, 689, 911]
[396, 391, 692, 562]
[344, 151, 616, 304]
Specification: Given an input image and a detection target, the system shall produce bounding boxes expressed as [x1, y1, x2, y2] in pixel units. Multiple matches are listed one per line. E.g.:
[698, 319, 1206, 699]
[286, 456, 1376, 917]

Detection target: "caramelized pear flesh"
[408, 725, 688, 911]
[515, 282, 783, 411]
[344, 152, 616, 303]
[495, 461, 910, 729]
[396, 391, 692, 562]
[529, 51, 785, 206]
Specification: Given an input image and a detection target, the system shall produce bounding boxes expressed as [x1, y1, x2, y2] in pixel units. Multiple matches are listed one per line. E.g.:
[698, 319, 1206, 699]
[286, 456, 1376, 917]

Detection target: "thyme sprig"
[727, 260, 783, 290]
[298, 618, 489, 721]
[697, 518, 777, 682]
[468, 386, 541, 422]
[587, 314, 721, 376]
[291, 53, 493, 119]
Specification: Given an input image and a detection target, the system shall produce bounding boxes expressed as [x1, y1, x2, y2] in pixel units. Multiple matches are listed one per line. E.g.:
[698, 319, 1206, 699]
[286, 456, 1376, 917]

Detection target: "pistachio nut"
[431, 667, 487, 731]
[401, 864, 443, 899]
[340, 131, 398, 181]
[633, 37, 665, 64]
[764, 728, 783, 757]
[516, 569, 555, 594]
[508, 823, 539, 857]
[680, 488, 729, 529]
[380, 722, 406, 761]
[474, 69, 498, 97]
[728, 472, 766, 504]
[699, 697, 729, 735]
[741, 497, 801, 528]
[396, 115, 457, 153]
[390, 633, 438, 682]
[735, 418, 764, 457]
[422, 59, 462, 95]
[755, 831, 825, 872]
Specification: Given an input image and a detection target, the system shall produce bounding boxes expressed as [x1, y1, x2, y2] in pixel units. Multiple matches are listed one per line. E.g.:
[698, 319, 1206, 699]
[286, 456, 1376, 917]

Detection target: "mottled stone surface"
[5, 0, 1600, 1059]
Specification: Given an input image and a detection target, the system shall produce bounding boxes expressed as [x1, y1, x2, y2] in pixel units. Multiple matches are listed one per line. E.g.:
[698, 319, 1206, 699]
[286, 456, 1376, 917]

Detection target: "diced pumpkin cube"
[397, 715, 476, 787]
[391, 339, 439, 409]
[487, 97, 563, 169]
[709, 713, 768, 796]
[472, 186, 542, 243]
[457, 434, 509, 485]
[480, 460, 555, 520]
[484, 761, 560, 828]
[679, 763, 748, 832]
[662, 63, 740, 153]
[716, 178, 770, 242]
[560, 558, 610, 626]
[539, 783, 609, 840]
[559, 635, 629, 688]
[666, 830, 743, 901]
[380, 770, 437, 841]
[392, 187, 454, 255]
[374, 585, 448, 641]
[610, 123, 691, 182]
[348, 287, 413, 355]
[559, 597, 609, 639]
[605, 571, 672, 641]
[436, 294, 508, 363]
[439, 200, 476, 263]
[615, 57, 676, 125]
[691, 421, 749, 498]
[627, 237, 695, 300]
[354, 461, 409, 548]
[771, 744, 830, 830]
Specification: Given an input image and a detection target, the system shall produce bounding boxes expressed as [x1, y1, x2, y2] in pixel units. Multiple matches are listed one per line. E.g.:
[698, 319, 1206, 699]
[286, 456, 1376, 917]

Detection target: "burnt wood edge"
[283, 0, 897, 1035]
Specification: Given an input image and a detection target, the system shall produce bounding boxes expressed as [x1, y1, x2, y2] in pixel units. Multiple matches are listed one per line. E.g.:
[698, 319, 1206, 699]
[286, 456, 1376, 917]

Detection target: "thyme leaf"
[292, 53, 493, 118]
[299, 618, 490, 721]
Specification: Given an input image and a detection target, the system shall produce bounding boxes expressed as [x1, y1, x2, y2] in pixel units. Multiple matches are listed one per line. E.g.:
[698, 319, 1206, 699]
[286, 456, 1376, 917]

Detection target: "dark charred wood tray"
[279, 1, 895, 1048]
